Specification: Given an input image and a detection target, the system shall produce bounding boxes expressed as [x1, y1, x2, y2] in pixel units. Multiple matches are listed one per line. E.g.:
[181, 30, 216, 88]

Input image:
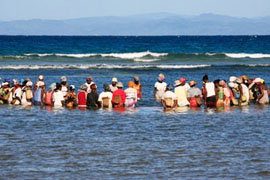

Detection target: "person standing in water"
[187, 80, 202, 107]
[33, 81, 45, 106]
[202, 75, 216, 108]
[84, 76, 96, 93]
[125, 81, 137, 108]
[60, 76, 69, 98]
[254, 78, 269, 104]
[214, 79, 224, 107]
[133, 76, 142, 100]
[110, 77, 118, 92]
[11, 79, 22, 105]
[52, 83, 65, 108]
[45, 83, 56, 106]
[87, 83, 100, 108]
[112, 82, 126, 108]
[237, 78, 250, 106]
[161, 84, 177, 111]
[21, 81, 33, 106]
[175, 79, 190, 107]
[154, 73, 167, 100]
[98, 83, 113, 108]
[34, 75, 46, 93]
[77, 84, 88, 110]
[65, 85, 77, 108]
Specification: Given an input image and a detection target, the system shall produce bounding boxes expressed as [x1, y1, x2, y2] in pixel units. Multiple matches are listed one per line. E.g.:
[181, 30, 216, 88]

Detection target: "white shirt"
[162, 90, 176, 100]
[125, 87, 137, 106]
[205, 82, 215, 97]
[183, 83, 190, 91]
[61, 85, 68, 97]
[13, 87, 22, 105]
[155, 82, 167, 99]
[98, 91, 113, 108]
[84, 82, 96, 93]
[241, 84, 250, 101]
[21, 90, 33, 106]
[53, 90, 64, 107]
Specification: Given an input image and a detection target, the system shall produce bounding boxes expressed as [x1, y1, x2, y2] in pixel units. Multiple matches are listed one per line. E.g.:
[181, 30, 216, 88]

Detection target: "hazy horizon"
[1, 0, 269, 21]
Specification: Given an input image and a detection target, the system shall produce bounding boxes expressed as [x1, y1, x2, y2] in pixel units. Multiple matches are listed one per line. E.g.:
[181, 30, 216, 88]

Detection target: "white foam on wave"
[22, 51, 168, 59]
[245, 64, 270, 67]
[0, 64, 210, 70]
[55, 53, 98, 58]
[134, 58, 161, 62]
[225, 53, 270, 58]
[101, 51, 168, 59]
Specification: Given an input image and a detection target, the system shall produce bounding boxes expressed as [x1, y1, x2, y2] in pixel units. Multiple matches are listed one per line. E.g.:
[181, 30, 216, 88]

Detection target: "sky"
[0, 0, 270, 21]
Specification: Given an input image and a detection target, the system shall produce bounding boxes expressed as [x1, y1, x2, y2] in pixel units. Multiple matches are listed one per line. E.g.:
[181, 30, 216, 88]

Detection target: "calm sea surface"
[0, 36, 270, 179]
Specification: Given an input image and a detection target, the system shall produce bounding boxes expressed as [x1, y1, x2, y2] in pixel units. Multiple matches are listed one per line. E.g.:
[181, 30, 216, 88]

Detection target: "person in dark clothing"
[87, 83, 99, 108]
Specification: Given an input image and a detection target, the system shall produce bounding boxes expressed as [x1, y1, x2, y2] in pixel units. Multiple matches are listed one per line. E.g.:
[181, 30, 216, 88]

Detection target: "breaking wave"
[225, 53, 270, 58]
[0, 64, 211, 70]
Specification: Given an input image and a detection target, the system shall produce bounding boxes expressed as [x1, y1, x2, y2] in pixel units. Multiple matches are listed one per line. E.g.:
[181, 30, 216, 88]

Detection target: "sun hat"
[189, 80, 197, 86]
[180, 77, 186, 83]
[90, 83, 97, 89]
[49, 83, 56, 90]
[2, 82, 8, 86]
[112, 77, 118, 82]
[174, 80, 180, 86]
[61, 76, 67, 82]
[229, 76, 237, 82]
[38, 75, 44, 80]
[80, 84, 88, 90]
[128, 81, 134, 88]
[117, 82, 123, 88]
[70, 85, 75, 90]
[253, 78, 261, 83]
[26, 81, 33, 87]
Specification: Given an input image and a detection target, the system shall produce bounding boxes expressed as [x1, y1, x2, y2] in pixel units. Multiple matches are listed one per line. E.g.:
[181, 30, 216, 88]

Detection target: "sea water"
[0, 36, 270, 179]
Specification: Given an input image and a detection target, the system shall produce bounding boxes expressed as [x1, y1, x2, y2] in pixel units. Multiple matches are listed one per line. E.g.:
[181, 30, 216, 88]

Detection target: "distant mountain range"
[0, 13, 270, 35]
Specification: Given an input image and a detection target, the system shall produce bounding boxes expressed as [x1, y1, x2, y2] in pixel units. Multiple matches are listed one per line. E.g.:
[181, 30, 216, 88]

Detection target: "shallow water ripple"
[0, 106, 270, 179]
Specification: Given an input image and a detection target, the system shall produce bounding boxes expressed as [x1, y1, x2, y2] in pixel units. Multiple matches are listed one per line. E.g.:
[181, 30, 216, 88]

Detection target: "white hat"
[49, 83, 56, 90]
[70, 85, 75, 89]
[174, 80, 180, 86]
[39, 75, 44, 80]
[253, 78, 262, 83]
[61, 76, 67, 82]
[112, 77, 118, 82]
[229, 76, 237, 82]
[26, 81, 33, 86]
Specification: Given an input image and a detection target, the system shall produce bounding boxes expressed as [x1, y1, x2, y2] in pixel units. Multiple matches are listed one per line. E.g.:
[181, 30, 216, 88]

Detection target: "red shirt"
[112, 89, 126, 104]
[78, 91, 87, 107]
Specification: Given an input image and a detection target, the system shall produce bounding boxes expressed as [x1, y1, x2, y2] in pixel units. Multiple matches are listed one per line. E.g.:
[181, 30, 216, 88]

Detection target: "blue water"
[1, 36, 270, 179]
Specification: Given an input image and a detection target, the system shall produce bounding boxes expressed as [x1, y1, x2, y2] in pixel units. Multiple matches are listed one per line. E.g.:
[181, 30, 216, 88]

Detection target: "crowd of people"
[154, 73, 269, 111]
[0, 75, 142, 111]
[0, 73, 269, 111]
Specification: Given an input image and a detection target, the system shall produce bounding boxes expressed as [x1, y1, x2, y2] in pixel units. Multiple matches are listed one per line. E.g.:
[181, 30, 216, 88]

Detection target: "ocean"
[1, 36, 270, 179]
